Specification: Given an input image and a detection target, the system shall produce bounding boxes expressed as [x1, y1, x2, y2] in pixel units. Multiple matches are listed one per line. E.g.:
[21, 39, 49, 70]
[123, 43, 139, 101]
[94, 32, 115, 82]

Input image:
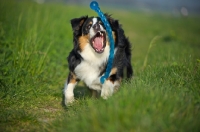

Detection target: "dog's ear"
[104, 14, 119, 30]
[70, 16, 88, 34]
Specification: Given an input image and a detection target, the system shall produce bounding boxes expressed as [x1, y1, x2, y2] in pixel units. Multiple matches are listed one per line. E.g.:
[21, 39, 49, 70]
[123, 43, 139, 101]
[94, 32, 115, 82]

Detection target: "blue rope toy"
[90, 1, 115, 84]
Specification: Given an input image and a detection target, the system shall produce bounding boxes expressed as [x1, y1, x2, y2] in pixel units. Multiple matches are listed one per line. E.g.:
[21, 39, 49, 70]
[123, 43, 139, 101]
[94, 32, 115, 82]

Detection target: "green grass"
[0, 0, 200, 131]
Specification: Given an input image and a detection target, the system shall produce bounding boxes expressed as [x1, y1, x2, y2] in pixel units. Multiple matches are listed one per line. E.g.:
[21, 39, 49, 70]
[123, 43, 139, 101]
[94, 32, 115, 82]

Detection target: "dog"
[64, 14, 133, 105]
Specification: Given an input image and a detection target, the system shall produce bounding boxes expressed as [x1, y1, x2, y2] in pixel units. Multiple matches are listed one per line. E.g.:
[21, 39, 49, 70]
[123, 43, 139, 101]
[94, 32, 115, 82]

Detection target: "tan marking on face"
[78, 35, 89, 51]
[69, 72, 77, 84]
[89, 21, 93, 25]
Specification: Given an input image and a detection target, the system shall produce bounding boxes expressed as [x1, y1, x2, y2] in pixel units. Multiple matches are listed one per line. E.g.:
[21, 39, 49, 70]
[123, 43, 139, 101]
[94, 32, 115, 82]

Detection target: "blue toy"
[90, 1, 115, 84]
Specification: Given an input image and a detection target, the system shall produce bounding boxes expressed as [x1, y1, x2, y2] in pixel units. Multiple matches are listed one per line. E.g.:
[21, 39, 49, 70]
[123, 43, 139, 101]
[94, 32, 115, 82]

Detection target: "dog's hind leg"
[63, 72, 78, 106]
[89, 89, 100, 98]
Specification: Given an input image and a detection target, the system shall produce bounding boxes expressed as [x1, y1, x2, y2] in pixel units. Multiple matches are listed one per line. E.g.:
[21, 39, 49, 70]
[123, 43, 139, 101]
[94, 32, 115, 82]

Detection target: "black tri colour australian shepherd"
[64, 14, 133, 105]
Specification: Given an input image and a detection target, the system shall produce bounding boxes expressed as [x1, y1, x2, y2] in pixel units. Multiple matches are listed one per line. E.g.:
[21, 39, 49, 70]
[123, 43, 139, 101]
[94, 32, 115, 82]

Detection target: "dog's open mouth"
[90, 31, 106, 53]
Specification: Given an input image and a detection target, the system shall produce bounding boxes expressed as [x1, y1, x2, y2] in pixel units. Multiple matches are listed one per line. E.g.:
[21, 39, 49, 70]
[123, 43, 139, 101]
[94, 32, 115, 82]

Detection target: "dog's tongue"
[93, 37, 103, 51]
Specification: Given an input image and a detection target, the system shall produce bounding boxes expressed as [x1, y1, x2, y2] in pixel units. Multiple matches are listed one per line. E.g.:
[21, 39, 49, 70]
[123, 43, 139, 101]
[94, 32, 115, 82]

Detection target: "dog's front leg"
[101, 79, 120, 99]
[63, 72, 78, 106]
[101, 80, 114, 99]
[100, 67, 121, 99]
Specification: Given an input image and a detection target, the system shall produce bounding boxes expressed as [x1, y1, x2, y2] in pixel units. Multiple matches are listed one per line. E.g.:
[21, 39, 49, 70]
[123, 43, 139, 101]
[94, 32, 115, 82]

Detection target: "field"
[0, 0, 200, 131]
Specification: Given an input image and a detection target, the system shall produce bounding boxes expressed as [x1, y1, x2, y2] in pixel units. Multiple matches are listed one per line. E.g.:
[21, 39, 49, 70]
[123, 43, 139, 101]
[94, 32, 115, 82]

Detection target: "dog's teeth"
[102, 39, 104, 47]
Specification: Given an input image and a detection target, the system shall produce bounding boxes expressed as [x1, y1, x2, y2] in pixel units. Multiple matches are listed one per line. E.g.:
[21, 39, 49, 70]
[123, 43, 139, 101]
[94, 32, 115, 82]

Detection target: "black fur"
[105, 14, 133, 79]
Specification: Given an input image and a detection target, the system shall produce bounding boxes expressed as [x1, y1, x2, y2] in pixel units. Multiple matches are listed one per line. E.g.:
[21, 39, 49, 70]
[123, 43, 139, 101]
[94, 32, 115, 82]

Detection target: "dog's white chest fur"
[75, 61, 101, 89]
[74, 43, 110, 89]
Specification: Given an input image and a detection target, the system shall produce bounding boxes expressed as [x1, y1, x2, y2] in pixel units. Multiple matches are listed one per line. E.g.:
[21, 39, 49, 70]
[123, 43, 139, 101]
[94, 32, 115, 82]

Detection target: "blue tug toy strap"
[90, 1, 115, 84]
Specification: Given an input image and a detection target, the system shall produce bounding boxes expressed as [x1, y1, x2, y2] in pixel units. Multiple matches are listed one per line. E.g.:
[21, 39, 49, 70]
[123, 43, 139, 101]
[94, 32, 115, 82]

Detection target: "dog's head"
[71, 14, 119, 54]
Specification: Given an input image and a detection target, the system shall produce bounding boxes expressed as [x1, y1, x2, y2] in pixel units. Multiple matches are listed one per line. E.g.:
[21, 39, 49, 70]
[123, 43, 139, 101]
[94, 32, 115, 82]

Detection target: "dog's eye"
[99, 21, 103, 25]
[87, 24, 92, 29]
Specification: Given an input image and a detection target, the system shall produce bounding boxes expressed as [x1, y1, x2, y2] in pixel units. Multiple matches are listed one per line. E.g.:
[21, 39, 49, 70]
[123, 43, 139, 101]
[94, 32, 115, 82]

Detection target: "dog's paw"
[101, 86, 113, 99]
[101, 94, 109, 99]
[65, 96, 75, 106]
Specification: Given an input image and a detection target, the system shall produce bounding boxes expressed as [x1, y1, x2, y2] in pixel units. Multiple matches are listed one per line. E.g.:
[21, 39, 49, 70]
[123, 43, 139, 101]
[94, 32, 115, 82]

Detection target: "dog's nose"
[93, 23, 100, 31]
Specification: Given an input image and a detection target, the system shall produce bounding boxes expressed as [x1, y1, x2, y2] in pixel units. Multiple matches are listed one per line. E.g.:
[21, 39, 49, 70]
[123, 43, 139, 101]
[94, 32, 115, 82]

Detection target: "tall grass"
[142, 35, 160, 69]
[0, 0, 200, 132]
